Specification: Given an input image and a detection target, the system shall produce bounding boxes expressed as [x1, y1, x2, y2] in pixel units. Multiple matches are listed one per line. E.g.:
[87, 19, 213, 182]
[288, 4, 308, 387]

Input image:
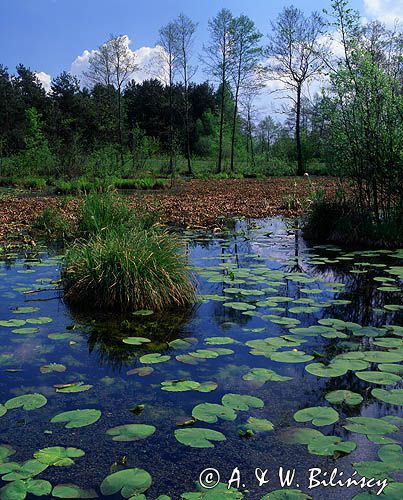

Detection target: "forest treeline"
[0, 0, 401, 204]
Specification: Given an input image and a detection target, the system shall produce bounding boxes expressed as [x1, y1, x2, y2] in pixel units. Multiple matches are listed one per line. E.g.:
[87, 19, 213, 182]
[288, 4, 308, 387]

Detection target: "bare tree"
[239, 83, 261, 169]
[159, 22, 178, 174]
[202, 8, 234, 173]
[173, 13, 197, 176]
[267, 7, 327, 175]
[84, 34, 137, 164]
[229, 15, 263, 172]
[257, 116, 280, 159]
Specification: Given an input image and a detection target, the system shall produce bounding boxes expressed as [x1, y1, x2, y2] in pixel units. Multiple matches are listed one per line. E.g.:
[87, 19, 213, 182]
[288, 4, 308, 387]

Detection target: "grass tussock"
[62, 192, 194, 312]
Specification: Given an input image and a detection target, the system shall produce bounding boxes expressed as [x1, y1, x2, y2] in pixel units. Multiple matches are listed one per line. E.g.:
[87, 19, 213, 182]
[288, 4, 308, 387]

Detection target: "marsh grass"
[63, 191, 194, 312]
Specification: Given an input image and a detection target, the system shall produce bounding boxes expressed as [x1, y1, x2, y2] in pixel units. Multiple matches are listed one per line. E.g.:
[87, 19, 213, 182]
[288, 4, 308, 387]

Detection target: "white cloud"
[363, 0, 403, 26]
[35, 71, 52, 93]
[70, 35, 168, 87]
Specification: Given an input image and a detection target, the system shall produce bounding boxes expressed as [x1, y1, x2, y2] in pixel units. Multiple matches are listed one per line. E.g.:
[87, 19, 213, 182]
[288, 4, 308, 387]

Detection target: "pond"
[0, 217, 402, 500]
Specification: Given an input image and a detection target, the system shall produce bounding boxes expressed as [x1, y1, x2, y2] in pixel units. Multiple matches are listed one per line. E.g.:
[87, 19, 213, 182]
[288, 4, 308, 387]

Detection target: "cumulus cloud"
[363, 0, 402, 26]
[35, 71, 52, 93]
[70, 35, 168, 87]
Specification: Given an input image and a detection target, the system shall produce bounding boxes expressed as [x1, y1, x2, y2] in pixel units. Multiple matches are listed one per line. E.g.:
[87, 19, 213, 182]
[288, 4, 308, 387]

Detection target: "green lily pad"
[305, 363, 347, 378]
[307, 436, 356, 457]
[379, 363, 403, 374]
[0, 405, 7, 417]
[106, 424, 156, 442]
[100, 468, 152, 497]
[352, 461, 396, 481]
[205, 337, 235, 345]
[192, 403, 236, 423]
[132, 309, 154, 316]
[50, 409, 101, 428]
[139, 354, 170, 364]
[361, 351, 403, 363]
[122, 337, 151, 346]
[372, 388, 403, 405]
[5, 393, 47, 411]
[52, 484, 98, 498]
[241, 417, 274, 434]
[355, 371, 401, 385]
[243, 368, 292, 384]
[0, 479, 52, 500]
[174, 428, 226, 448]
[0, 445, 15, 461]
[26, 317, 52, 324]
[0, 319, 26, 327]
[293, 406, 339, 426]
[221, 393, 264, 411]
[0, 459, 48, 481]
[34, 447, 85, 466]
[55, 382, 93, 393]
[126, 367, 154, 377]
[223, 302, 256, 311]
[12, 307, 40, 314]
[343, 417, 398, 435]
[161, 380, 201, 392]
[325, 390, 363, 406]
[181, 482, 243, 498]
[40, 363, 66, 374]
[378, 444, 403, 467]
[11, 327, 40, 334]
[260, 489, 311, 499]
[270, 351, 314, 363]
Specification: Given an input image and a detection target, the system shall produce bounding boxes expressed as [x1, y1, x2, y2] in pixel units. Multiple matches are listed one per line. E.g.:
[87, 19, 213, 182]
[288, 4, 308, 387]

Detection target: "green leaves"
[325, 390, 363, 406]
[307, 436, 356, 457]
[192, 403, 236, 423]
[161, 380, 217, 393]
[34, 447, 85, 466]
[40, 363, 66, 374]
[221, 393, 264, 411]
[50, 409, 101, 428]
[241, 417, 274, 435]
[122, 337, 151, 346]
[106, 424, 156, 442]
[0, 479, 52, 500]
[5, 394, 47, 411]
[0, 460, 48, 481]
[355, 371, 401, 385]
[52, 484, 98, 498]
[343, 417, 398, 436]
[55, 382, 93, 393]
[100, 468, 152, 497]
[174, 428, 226, 448]
[293, 406, 339, 426]
[139, 353, 170, 364]
[270, 351, 314, 363]
[243, 368, 292, 384]
[372, 388, 403, 405]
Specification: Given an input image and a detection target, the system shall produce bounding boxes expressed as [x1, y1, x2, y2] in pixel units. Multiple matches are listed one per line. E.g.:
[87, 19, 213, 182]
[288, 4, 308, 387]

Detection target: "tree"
[267, 6, 327, 175]
[159, 22, 178, 174]
[202, 8, 235, 173]
[229, 15, 263, 171]
[257, 116, 280, 159]
[84, 34, 137, 163]
[20, 107, 53, 175]
[173, 13, 197, 175]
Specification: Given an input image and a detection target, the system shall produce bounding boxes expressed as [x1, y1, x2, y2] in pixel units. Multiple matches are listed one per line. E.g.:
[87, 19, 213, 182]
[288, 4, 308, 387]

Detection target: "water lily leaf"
[48, 333, 72, 340]
[0, 479, 52, 500]
[196, 381, 218, 393]
[378, 444, 403, 468]
[0, 319, 26, 327]
[0, 459, 48, 481]
[56, 382, 93, 393]
[161, 380, 201, 392]
[26, 317, 52, 324]
[122, 337, 151, 346]
[12, 307, 40, 314]
[223, 302, 256, 311]
[132, 310, 154, 316]
[5, 393, 47, 411]
[325, 390, 363, 406]
[168, 338, 197, 350]
[243, 368, 292, 384]
[174, 428, 226, 448]
[188, 350, 219, 359]
[139, 354, 170, 364]
[0, 405, 7, 417]
[352, 461, 396, 481]
[126, 367, 154, 377]
[270, 351, 314, 363]
[192, 403, 236, 423]
[50, 409, 101, 428]
[343, 417, 398, 435]
[181, 482, 243, 498]
[40, 363, 66, 374]
[222, 393, 264, 411]
[361, 351, 403, 363]
[307, 436, 356, 457]
[0, 445, 15, 461]
[293, 406, 339, 426]
[106, 424, 156, 442]
[373, 338, 402, 349]
[52, 484, 98, 498]
[355, 371, 401, 385]
[372, 388, 403, 405]
[260, 489, 311, 499]
[100, 468, 152, 497]
[204, 337, 235, 345]
[242, 417, 274, 434]
[305, 363, 347, 378]
[34, 447, 85, 466]
[379, 363, 403, 374]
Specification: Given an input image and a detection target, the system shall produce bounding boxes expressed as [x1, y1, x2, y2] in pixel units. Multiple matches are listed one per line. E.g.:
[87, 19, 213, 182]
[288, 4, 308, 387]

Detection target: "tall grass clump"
[62, 192, 195, 312]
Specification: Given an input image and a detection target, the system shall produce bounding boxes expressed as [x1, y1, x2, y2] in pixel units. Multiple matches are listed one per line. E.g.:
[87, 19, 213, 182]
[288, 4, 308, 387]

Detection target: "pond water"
[0, 217, 402, 500]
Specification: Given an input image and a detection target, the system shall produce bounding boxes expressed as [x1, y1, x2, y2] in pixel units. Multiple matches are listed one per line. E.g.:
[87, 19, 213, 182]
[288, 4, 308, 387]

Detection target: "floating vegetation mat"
[0, 218, 402, 499]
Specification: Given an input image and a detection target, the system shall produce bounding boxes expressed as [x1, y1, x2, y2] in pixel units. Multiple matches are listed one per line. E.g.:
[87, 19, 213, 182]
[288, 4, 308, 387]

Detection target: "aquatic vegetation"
[4, 394, 47, 411]
[293, 406, 339, 426]
[50, 409, 101, 428]
[33, 447, 85, 466]
[100, 468, 152, 497]
[325, 390, 363, 406]
[106, 424, 156, 442]
[174, 428, 226, 448]
[52, 484, 98, 498]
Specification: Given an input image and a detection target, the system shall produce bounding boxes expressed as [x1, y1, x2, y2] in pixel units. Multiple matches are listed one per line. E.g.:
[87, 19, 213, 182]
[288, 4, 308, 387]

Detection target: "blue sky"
[1, 0, 397, 80]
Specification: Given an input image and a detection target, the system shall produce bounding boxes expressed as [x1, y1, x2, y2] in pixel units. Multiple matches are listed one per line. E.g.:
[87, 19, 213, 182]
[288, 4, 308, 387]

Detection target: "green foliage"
[33, 207, 71, 240]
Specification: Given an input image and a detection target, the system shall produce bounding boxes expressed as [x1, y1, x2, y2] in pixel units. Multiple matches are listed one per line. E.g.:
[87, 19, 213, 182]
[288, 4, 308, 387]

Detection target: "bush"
[33, 207, 71, 240]
[62, 227, 195, 312]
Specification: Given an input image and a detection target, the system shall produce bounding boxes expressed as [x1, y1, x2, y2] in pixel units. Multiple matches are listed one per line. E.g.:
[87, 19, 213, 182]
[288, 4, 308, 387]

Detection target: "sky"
[0, 0, 402, 116]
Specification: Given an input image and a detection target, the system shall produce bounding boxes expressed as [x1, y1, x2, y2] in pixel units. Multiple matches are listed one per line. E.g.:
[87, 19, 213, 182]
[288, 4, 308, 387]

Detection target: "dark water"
[0, 217, 402, 500]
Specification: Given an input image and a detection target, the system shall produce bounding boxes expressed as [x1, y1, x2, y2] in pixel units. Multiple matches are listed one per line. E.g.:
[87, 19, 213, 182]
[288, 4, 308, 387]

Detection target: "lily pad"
[55, 382, 93, 393]
[270, 350, 314, 363]
[34, 447, 85, 466]
[26, 317, 53, 325]
[40, 363, 66, 374]
[305, 363, 347, 378]
[343, 417, 398, 436]
[0, 460, 48, 481]
[5, 393, 47, 411]
[293, 406, 339, 426]
[174, 428, 226, 448]
[139, 354, 170, 364]
[243, 368, 292, 384]
[261, 490, 311, 499]
[0, 319, 26, 327]
[126, 367, 154, 377]
[325, 390, 363, 406]
[50, 409, 101, 428]
[122, 337, 151, 346]
[52, 484, 98, 498]
[100, 468, 152, 497]
[221, 393, 264, 411]
[192, 403, 236, 423]
[241, 417, 274, 434]
[372, 388, 403, 405]
[307, 436, 356, 457]
[355, 371, 401, 385]
[106, 424, 156, 442]
[0, 479, 52, 500]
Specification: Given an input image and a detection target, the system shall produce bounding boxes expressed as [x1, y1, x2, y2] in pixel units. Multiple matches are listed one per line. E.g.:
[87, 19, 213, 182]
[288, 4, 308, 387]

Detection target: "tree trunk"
[296, 83, 303, 176]
[117, 86, 123, 166]
[230, 87, 239, 172]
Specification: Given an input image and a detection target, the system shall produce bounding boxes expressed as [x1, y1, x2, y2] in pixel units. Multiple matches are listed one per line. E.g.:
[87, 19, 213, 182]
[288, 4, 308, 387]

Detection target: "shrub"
[33, 208, 71, 240]
[62, 227, 195, 312]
